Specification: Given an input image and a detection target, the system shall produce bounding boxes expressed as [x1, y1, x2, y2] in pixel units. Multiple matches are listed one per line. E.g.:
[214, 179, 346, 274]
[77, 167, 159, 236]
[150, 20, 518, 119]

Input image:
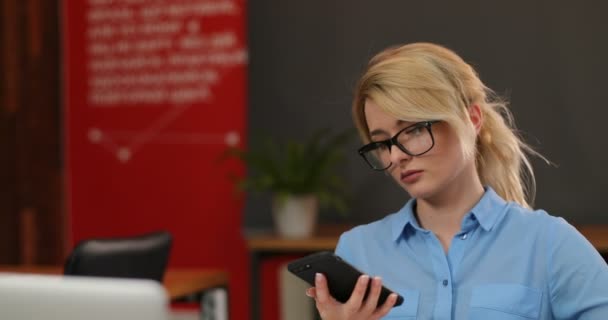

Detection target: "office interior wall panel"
[0, 0, 63, 265]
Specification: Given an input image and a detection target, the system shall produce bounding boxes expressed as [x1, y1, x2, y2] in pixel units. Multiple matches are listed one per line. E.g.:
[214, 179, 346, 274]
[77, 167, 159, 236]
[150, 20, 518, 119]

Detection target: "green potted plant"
[227, 128, 353, 238]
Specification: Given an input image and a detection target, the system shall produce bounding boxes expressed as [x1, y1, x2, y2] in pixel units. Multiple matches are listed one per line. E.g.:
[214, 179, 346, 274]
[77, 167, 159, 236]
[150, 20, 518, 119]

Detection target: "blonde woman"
[305, 43, 608, 319]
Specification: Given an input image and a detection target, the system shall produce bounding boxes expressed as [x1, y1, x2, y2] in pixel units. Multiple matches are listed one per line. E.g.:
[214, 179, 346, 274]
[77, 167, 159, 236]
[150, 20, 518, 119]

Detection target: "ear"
[467, 104, 483, 134]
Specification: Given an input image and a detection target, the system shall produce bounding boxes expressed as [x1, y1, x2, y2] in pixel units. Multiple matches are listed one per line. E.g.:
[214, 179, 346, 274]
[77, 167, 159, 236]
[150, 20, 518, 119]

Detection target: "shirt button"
[442, 279, 448, 286]
[461, 233, 468, 240]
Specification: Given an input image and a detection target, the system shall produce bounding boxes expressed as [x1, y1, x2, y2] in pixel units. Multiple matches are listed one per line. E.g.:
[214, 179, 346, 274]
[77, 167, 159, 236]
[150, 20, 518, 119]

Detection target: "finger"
[362, 276, 383, 312]
[314, 273, 331, 303]
[305, 287, 317, 298]
[372, 293, 399, 319]
[345, 274, 370, 309]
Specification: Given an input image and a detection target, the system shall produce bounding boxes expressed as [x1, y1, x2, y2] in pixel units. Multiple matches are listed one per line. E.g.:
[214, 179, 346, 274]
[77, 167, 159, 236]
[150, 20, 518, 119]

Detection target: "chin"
[401, 181, 437, 200]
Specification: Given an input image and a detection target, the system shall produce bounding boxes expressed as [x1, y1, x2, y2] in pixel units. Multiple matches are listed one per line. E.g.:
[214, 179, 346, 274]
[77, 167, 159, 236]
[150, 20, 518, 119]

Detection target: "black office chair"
[63, 231, 173, 282]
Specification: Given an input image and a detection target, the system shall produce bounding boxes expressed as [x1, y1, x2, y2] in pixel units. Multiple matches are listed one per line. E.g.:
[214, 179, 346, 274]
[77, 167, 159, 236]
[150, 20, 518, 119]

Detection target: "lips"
[400, 170, 423, 183]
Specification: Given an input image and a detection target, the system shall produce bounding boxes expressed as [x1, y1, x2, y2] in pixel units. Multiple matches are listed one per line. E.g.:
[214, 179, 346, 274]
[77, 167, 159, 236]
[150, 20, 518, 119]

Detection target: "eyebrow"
[369, 120, 409, 137]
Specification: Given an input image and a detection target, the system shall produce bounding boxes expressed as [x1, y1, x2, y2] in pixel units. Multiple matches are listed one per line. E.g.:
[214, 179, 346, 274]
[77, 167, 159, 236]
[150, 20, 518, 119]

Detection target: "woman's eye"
[407, 126, 423, 135]
[372, 142, 388, 150]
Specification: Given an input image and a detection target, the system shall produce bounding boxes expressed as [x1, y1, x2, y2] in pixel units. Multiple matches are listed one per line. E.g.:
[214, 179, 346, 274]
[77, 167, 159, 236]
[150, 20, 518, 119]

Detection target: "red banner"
[62, 0, 248, 317]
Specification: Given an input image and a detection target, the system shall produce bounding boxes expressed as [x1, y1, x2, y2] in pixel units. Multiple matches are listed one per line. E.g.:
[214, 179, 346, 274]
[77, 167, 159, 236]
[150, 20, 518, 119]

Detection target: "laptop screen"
[0, 273, 169, 320]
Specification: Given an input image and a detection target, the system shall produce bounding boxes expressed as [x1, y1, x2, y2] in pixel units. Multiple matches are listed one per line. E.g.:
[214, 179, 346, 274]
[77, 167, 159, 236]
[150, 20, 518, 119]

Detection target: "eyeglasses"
[358, 120, 440, 171]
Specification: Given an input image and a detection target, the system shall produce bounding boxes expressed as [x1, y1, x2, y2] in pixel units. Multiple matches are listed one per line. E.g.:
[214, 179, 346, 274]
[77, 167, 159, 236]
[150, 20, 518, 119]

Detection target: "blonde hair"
[353, 42, 545, 208]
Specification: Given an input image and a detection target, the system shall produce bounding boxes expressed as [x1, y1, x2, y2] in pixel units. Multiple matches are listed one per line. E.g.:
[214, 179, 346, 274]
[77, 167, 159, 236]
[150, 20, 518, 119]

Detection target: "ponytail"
[476, 96, 543, 208]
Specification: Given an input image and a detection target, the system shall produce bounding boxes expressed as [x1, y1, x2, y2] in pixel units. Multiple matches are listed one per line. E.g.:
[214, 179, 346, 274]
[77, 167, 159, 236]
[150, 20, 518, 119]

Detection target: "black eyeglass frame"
[357, 120, 440, 171]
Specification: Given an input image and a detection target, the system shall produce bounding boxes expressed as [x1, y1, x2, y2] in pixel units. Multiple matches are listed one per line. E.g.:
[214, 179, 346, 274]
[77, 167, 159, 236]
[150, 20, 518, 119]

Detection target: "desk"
[0, 266, 228, 301]
[247, 224, 608, 320]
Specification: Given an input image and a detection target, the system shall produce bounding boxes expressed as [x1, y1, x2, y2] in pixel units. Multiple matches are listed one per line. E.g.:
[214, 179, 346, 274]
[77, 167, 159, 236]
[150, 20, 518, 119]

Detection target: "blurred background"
[1, 1, 607, 319]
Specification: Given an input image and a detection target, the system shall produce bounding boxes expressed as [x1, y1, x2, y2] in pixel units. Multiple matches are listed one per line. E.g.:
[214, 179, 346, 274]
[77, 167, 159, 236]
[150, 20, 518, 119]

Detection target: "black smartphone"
[287, 251, 404, 307]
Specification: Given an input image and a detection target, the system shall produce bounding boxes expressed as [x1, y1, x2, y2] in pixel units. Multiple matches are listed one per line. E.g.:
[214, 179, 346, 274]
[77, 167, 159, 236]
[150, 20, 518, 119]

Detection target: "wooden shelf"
[577, 225, 608, 252]
[246, 224, 608, 252]
[246, 224, 353, 252]
[247, 235, 339, 251]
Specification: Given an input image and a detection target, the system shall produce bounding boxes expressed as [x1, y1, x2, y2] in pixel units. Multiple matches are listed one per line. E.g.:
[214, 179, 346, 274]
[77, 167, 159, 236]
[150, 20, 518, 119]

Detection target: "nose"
[389, 144, 411, 167]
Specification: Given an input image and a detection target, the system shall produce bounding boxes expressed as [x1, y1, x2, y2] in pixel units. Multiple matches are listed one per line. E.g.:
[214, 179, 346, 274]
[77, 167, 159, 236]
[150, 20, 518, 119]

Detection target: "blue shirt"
[335, 187, 608, 319]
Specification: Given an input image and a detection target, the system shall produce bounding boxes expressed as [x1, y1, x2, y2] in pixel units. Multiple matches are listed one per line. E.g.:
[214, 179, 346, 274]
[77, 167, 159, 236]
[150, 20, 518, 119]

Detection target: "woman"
[306, 42, 608, 319]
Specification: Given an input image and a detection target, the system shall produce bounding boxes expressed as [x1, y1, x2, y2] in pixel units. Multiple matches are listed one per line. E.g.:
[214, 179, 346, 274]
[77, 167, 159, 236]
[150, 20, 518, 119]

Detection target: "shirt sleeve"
[335, 230, 355, 262]
[548, 217, 608, 319]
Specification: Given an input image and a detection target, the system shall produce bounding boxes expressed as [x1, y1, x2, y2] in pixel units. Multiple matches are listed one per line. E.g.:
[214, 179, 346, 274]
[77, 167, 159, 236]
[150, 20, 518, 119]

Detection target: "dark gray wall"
[245, 0, 608, 231]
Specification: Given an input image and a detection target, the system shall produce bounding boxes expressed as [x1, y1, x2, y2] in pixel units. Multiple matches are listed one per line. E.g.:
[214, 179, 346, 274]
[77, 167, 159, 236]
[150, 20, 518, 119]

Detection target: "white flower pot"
[272, 194, 318, 239]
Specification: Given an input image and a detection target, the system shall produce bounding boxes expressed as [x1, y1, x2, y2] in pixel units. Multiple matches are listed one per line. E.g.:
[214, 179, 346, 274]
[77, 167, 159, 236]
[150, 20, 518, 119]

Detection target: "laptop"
[0, 273, 169, 320]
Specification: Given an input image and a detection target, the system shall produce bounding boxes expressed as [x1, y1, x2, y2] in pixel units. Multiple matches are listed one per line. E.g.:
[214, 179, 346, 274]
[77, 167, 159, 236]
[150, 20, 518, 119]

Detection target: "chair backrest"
[64, 231, 172, 282]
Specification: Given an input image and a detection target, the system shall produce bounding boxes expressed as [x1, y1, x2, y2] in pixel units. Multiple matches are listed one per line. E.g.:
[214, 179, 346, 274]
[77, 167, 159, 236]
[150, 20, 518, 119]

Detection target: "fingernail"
[305, 289, 312, 297]
[315, 273, 322, 281]
[361, 275, 369, 283]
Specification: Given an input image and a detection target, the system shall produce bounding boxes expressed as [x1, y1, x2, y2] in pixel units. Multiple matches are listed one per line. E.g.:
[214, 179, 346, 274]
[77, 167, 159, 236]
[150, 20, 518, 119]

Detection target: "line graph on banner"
[87, 104, 241, 163]
[82, 0, 247, 164]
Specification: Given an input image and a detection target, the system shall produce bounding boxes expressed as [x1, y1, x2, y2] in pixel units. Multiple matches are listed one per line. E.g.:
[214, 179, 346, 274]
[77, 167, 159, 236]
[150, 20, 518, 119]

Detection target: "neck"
[416, 163, 484, 236]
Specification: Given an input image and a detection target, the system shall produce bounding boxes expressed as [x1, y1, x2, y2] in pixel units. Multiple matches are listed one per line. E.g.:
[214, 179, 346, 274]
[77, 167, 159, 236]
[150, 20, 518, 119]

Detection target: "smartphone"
[287, 251, 404, 307]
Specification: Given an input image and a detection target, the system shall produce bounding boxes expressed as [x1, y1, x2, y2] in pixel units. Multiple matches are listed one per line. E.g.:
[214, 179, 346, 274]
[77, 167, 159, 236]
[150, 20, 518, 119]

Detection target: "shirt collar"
[390, 186, 508, 242]
[390, 198, 426, 242]
[468, 187, 507, 232]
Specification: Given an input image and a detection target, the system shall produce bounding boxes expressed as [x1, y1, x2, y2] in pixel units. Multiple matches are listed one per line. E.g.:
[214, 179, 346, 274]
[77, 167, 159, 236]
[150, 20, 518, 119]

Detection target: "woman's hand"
[305, 273, 398, 320]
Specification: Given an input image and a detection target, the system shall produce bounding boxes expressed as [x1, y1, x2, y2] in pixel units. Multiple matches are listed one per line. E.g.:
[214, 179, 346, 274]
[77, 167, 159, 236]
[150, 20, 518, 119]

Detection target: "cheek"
[425, 134, 468, 178]
[387, 166, 401, 181]
[433, 127, 465, 162]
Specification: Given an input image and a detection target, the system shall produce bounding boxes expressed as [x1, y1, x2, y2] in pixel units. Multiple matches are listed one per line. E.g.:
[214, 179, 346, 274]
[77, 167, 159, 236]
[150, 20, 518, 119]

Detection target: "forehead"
[364, 100, 414, 133]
